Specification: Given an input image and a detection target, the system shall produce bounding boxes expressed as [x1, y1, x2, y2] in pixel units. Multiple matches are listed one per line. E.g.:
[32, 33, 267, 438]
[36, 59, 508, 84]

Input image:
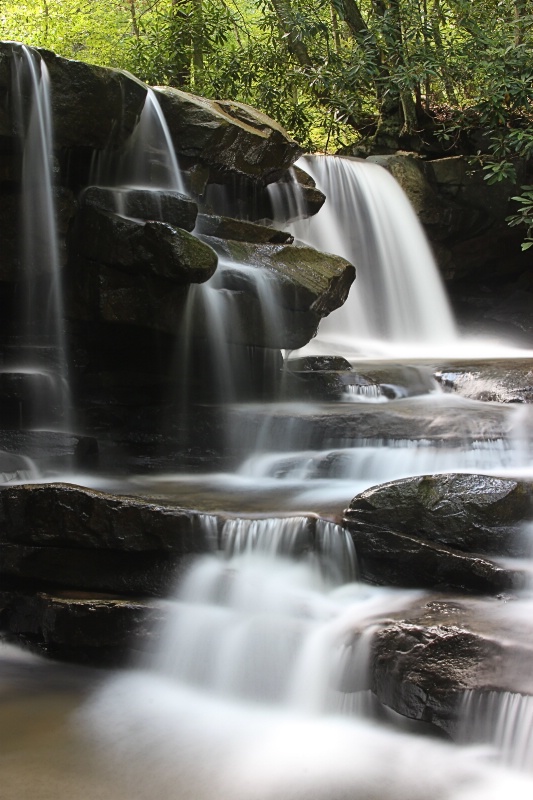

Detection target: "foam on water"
[79, 552, 533, 800]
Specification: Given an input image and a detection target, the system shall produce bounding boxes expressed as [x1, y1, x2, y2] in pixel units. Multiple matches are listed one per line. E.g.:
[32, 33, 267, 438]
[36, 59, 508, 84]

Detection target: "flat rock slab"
[0, 482, 216, 551]
[344, 474, 533, 592]
[195, 214, 293, 244]
[224, 398, 517, 453]
[0, 589, 166, 665]
[82, 186, 198, 232]
[435, 360, 533, 404]
[0, 482, 217, 595]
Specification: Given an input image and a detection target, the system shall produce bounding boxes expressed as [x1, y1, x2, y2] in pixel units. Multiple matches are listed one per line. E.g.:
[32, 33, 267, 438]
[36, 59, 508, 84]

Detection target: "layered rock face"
[0, 40, 348, 449]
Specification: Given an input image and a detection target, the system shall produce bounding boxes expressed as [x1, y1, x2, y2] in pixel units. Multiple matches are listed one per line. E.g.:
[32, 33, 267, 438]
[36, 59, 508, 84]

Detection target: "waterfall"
[11, 46, 71, 430]
[92, 87, 186, 199]
[79, 538, 533, 800]
[460, 690, 533, 772]
[271, 155, 458, 357]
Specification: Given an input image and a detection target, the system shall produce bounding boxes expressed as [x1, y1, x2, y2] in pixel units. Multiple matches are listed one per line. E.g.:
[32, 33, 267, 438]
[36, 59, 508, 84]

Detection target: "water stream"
[9, 45, 71, 431]
[3, 76, 533, 799]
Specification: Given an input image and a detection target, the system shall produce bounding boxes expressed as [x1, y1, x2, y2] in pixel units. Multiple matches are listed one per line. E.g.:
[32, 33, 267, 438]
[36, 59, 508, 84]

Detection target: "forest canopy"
[1, 0, 532, 161]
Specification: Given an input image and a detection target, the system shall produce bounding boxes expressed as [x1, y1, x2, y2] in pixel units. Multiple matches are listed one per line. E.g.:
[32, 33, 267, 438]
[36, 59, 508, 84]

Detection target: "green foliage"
[0, 0, 133, 68]
[507, 186, 533, 251]
[2, 0, 533, 207]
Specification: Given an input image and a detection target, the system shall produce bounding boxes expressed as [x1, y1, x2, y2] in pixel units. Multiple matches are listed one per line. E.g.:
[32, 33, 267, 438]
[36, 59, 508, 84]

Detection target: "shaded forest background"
[2, 1, 533, 241]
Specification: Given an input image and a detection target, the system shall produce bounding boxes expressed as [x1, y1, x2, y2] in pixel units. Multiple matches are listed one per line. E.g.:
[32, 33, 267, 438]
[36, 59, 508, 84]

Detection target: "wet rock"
[82, 186, 198, 232]
[369, 596, 533, 737]
[224, 397, 517, 457]
[288, 356, 353, 372]
[367, 153, 448, 233]
[72, 205, 217, 283]
[0, 483, 218, 595]
[154, 88, 302, 183]
[0, 482, 216, 552]
[183, 238, 355, 350]
[0, 42, 147, 149]
[344, 474, 533, 592]
[435, 361, 533, 404]
[267, 166, 326, 223]
[283, 357, 381, 402]
[67, 206, 218, 333]
[0, 589, 166, 664]
[195, 213, 293, 244]
[221, 240, 355, 310]
[0, 543, 183, 596]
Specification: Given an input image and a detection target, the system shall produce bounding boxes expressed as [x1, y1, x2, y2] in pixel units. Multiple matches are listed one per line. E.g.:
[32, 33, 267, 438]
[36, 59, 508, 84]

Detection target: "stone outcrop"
[67, 205, 218, 334]
[0, 482, 216, 595]
[200, 239, 356, 348]
[435, 361, 533, 404]
[0, 42, 147, 148]
[82, 186, 198, 231]
[194, 213, 293, 244]
[344, 474, 533, 592]
[369, 596, 533, 737]
[154, 88, 303, 183]
[0, 41, 346, 432]
[0, 589, 166, 664]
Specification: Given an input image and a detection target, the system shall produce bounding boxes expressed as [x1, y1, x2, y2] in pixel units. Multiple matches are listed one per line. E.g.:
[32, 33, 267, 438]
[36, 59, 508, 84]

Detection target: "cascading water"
[78, 532, 533, 800]
[4, 58, 533, 800]
[178, 243, 287, 405]
[10, 45, 71, 430]
[90, 86, 187, 215]
[271, 155, 458, 357]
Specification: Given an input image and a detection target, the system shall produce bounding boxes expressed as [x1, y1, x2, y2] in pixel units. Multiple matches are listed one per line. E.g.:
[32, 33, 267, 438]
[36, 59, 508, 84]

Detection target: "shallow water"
[0, 643, 131, 800]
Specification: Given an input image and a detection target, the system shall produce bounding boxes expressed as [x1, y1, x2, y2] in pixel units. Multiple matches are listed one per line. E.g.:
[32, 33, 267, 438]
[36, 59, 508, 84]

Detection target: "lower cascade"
[2, 40, 533, 800]
[78, 545, 533, 800]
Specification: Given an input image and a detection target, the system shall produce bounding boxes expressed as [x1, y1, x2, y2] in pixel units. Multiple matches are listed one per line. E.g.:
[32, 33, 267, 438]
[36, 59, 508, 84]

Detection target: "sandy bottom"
[0, 643, 130, 800]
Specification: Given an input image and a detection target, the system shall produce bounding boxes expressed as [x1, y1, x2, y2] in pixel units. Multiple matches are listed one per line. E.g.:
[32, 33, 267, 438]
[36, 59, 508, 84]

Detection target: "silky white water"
[11, 46, 71, 429]
[272, 155, 533, 360]
[4, 90, 533, 800]
[74, 150, 533, 800]
[78, 548, 533, 800]
[93, 87, 186, 196]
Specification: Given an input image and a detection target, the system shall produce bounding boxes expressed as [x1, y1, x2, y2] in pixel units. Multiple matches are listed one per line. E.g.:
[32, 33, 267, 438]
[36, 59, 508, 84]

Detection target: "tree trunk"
[191, 0, 204, 91]
[431, 0, 457, 105]
[129, 0, 140, 39]
[269, 0, 313, 67]
[514, 0, 527, 46]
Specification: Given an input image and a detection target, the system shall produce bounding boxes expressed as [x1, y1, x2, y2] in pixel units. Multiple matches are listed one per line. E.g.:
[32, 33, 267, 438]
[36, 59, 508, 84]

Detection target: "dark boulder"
[369, 596, 533, 737]
[0, 42, 147, 149]
[0, 482, 216, 551]
[0, 482, 217, 595]
[72, 205, 217, 283]
[67, 206, 218, 333]
[184, 238, 355, 350]
[0, 589, 166, 664]
[344, 474, 533, 592]
[154, 87, 302, 183]
[81, 186, 198, 232]
[195, 213, 293, 244]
